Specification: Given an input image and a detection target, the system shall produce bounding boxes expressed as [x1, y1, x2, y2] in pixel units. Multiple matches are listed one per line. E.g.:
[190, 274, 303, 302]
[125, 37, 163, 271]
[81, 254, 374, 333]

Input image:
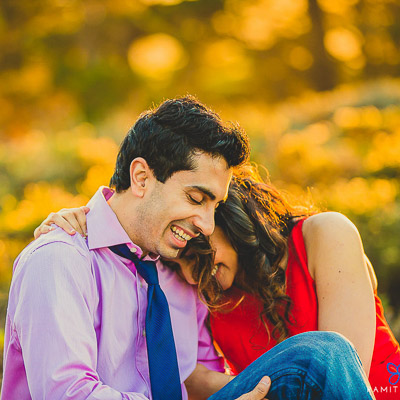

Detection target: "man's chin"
[158, 247, 183, 261]
[161, 248, 184, 261]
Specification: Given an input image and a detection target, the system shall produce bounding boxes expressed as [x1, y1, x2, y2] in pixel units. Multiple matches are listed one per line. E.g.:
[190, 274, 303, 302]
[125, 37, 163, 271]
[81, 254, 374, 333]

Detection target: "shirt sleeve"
[12, 241, 149, 400]
[195, 295, 225, 373]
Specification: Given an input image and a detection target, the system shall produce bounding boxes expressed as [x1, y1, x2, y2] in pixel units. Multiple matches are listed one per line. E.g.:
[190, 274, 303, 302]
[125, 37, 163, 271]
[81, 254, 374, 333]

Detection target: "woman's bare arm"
[303, 212, 376, 376]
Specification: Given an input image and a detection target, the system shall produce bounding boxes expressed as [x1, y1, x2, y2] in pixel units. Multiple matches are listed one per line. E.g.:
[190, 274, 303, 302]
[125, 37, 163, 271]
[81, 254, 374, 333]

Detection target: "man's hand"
[234, 376, 271, 400]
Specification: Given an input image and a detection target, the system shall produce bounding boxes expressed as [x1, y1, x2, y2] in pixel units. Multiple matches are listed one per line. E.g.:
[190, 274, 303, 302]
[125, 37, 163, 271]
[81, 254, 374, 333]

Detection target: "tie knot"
[135, 259, 159, 285]
[109, 244, 159, 285]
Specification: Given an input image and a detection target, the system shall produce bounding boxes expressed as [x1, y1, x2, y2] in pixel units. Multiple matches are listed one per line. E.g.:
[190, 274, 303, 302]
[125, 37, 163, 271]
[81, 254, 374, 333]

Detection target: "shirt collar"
[86, 186, 159, 262]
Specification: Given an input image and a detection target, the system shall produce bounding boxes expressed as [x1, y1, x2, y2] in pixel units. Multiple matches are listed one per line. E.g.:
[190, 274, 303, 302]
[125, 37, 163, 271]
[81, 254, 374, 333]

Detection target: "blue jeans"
[208, 331, 375, 400]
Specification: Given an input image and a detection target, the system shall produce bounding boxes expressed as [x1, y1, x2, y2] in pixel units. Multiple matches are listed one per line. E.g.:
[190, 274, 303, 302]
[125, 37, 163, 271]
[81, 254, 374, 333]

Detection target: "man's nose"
[195, 208, 215, 237]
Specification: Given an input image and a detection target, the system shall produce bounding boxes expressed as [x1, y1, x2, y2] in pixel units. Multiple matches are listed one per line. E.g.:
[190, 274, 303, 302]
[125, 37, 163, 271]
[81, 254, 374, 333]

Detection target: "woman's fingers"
[33, 207, 90, 239]
[33, 223, 55, 239]
[73, 206, 90, 237]
[57, 206, 90, 237]
[34, 212, 76, 239]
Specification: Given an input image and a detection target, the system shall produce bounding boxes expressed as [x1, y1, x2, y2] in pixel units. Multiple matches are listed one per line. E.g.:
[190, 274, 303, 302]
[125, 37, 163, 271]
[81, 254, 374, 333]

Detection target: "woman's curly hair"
[202, 164, 316, 343]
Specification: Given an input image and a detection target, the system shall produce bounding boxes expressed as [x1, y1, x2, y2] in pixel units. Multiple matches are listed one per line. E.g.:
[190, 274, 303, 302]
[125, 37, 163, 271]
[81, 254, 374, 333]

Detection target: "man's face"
[136, 153, 232, 259]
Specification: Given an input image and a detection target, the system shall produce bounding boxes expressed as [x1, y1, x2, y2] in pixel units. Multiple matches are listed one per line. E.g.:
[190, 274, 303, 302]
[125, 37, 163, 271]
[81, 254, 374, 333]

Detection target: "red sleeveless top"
[210, 219, 400, 399]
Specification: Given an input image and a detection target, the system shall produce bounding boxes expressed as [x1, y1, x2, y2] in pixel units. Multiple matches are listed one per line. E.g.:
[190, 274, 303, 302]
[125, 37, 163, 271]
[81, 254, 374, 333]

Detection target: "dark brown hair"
[110, 95, 249, 191]
[204, 164, 316, 343]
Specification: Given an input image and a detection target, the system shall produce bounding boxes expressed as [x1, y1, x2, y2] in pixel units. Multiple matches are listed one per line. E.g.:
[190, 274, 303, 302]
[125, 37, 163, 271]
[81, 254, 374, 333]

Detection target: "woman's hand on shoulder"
[302, 211, 376, 375]
[34, 206, 90, 239]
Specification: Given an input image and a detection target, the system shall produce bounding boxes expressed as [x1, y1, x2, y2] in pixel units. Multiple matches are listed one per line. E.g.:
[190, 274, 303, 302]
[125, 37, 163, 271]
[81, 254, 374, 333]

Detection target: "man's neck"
[108, 191, 148, 256]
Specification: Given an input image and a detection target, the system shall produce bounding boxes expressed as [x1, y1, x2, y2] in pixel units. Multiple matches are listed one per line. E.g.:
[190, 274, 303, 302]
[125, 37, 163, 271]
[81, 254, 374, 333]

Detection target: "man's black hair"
[110, 95, 250, 192]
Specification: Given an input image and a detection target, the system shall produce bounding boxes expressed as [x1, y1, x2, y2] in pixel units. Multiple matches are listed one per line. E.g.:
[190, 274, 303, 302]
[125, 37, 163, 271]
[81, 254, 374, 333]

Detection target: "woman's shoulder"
[302, 212, 359, 241]
[301, 212, 362, 279]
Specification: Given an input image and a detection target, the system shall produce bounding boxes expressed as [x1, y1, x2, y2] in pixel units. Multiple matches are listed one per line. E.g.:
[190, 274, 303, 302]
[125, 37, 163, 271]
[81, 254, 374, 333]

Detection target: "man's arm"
[185, 363, 232, 400]
[11, 241, 148, 400]
[191, 297, 270, 400]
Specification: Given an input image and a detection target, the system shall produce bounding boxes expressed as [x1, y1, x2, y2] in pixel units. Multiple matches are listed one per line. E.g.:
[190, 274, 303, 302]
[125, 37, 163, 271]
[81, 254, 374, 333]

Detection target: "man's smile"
[171, 225, 194, 242]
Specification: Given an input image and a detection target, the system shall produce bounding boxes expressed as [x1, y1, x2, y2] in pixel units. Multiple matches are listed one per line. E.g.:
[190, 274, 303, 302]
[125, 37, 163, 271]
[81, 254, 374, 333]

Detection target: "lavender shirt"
[1, 187, 223, 399]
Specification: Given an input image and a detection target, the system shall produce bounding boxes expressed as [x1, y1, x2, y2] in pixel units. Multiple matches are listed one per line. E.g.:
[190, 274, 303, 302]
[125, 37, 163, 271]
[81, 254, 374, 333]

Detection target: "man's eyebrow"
[189, 185, 216, 201]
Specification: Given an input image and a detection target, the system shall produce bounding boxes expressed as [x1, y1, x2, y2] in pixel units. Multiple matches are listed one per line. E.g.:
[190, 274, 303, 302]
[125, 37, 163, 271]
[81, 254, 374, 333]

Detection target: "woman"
[35, 164, 400, 399]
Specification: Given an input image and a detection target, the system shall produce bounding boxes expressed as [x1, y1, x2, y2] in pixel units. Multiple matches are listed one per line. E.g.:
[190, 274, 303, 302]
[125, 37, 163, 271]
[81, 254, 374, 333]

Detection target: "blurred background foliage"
[1, 0, 400, 373]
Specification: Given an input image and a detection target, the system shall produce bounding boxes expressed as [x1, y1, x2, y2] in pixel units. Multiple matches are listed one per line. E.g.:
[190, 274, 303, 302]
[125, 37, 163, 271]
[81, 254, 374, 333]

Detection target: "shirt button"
[143, 329, 146, 337]
[130, 247, 137, 253]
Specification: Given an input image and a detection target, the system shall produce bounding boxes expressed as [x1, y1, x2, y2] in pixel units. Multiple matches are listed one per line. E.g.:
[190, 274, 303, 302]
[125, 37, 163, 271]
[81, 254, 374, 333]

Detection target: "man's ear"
[129, 158, 153, 197]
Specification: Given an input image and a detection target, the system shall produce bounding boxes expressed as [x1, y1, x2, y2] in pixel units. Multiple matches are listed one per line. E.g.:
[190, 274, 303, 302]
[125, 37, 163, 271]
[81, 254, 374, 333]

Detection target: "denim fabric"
[208, 331, 375, 400]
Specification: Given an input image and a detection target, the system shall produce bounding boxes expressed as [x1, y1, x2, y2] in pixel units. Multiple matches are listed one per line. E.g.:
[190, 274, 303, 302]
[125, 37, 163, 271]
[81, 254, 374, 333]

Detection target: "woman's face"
[210, 226, 239, 290]
[176, 253, 198, 285]
[173, 226, 240, 291]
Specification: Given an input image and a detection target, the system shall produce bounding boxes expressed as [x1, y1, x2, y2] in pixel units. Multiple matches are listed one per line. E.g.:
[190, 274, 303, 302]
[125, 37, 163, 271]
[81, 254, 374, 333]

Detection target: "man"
[2, 96, 375, 399]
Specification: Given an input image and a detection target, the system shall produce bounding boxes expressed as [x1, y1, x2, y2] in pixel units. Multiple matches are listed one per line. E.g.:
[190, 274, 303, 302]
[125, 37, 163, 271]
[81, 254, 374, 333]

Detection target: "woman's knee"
[285, 331, 359, 364]
[290, 331, 354, 350]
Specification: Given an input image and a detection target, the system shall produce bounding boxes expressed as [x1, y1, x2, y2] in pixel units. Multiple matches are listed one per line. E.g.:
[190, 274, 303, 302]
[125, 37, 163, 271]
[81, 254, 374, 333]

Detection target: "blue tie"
[109, 244, 182, 400]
